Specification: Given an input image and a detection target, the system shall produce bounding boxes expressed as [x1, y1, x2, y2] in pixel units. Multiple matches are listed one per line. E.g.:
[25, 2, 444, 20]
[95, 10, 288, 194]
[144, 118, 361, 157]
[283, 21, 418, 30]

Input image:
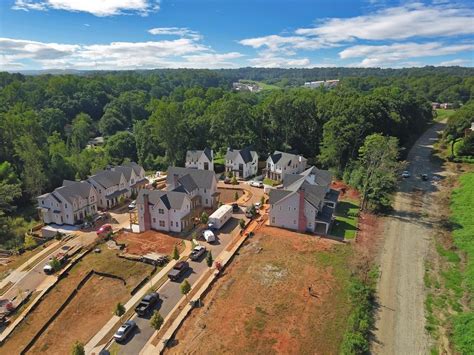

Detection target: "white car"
[254, 202, 261, 209]
[250, 181, 263, 188]
[401, 171, 411, 178]
[128, 200, 136, 210]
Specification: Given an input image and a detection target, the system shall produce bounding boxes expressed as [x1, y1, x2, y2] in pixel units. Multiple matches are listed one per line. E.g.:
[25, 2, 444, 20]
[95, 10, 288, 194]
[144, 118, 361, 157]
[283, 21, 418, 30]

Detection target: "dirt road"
[373, 123, 445, 354]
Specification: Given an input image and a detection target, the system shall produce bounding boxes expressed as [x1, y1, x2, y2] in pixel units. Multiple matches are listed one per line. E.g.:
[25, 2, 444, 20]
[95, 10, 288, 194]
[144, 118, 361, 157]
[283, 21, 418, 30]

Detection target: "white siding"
[269, 193, 299, 230]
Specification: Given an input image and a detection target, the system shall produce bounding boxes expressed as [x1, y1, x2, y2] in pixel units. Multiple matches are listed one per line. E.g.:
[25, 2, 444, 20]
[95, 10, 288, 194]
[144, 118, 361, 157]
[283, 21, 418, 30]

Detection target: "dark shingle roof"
[122, 162, 143, 176]
[268, 151, 306, 167]
[167, 167, 216, 189]
[88, 170, 123, 189]
[269, 189, 293, 204]
[112, 166, 133, 181]
[186, 148, 213, 162]
[225, 146, 255, 164]
[55, 180, 93, 204]
[136, 189, 188, 210]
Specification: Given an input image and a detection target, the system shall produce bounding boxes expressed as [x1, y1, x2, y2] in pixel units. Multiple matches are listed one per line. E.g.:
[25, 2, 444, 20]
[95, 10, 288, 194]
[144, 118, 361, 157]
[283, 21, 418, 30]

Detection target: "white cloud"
[0, 37, 243, 70]
[438, 58, 473, 66]
[339, 42, 474, 67]
[12, 0, 160, 16]
[148, 27, 202, 41]
[247, 54, 311, 68]
[296, 3, 474, 42]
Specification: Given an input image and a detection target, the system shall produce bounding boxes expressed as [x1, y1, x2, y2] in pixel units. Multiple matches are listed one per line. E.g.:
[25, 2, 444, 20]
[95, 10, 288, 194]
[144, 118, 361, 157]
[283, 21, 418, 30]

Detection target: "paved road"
[373, 122, 446, 354]
[114, 211, 247, 355]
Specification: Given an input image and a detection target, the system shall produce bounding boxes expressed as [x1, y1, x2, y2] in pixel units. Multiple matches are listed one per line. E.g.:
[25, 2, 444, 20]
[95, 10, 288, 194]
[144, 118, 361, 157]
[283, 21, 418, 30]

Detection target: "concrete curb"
[85, 241, 192, 354]
[142, 219, 262, 354]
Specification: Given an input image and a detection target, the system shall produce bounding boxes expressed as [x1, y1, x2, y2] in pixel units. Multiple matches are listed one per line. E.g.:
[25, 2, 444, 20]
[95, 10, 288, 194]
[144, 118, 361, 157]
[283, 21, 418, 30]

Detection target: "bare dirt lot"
[116, 230, 184, 255]
[166, 225, 352, 355]
[29, 275, 128, 354]
[217, 187, 244, 204]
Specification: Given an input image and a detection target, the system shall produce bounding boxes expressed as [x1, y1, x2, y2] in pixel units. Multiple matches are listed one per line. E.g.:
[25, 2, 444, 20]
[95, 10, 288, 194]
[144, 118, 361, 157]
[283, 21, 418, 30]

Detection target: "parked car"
[202, 230, 216, 243]
[114, 320, 136, 343]
[401, 170, 411, 178]
[254, 202, 261, 209]
[134, 293, 159, 316]
[167, 261, 189, 281]
[232, 203, 239, 212]
[207, 222, 217, 231]
[250, 180, 263, 188]
[190, 245, 207, 261]
[128, 200, 136, 210]
[97, 224, 113, 237]
[224, 177, 231, 184]
[421, 173, 429, 181]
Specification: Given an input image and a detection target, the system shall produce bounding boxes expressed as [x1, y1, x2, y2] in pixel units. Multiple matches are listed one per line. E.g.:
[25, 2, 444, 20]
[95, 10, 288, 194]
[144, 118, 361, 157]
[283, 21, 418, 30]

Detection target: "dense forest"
[0, 66, 473, 248]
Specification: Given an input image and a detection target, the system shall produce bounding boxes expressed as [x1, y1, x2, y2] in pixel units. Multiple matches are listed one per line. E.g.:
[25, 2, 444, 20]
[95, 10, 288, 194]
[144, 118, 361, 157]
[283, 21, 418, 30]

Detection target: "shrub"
[114, 302, 125, 316]
[71, 341, 85, 355]
[49, 257, 61, 272]
[150, 310, 164, 330]
[180, 279, 191, 297]
[231, 176, 238, 185]
[234, 191, 239, 201]
[239, 219, 246, 229]
[23, 235, 37, 249]
[206, 251, 213, 267]
[172, 245, 180, 260]
[200, 211, 209, 225]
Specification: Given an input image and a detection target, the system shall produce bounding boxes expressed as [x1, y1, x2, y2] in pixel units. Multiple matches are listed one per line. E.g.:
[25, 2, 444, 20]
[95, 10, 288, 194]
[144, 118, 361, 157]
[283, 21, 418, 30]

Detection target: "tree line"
[0, 67, 458, 248]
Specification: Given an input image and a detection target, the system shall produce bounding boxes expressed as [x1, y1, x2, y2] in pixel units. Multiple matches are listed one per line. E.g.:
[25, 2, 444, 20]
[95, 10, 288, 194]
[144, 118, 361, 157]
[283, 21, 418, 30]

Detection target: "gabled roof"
[225, 146, 256, 164]
[167, 167, 216, 189]
[303, 166, 332, 186]
[268, 189, 293, 204]
[268, 151, 306, 166]
[136, 189, 188, 210]
[176, 174, 198, 193]
[112, 166, 134, 181]
[122, 162, 143, 176]
[88, 170, 123, 189]
[186, 148, 213, 162]
[54, 180, 93, 204]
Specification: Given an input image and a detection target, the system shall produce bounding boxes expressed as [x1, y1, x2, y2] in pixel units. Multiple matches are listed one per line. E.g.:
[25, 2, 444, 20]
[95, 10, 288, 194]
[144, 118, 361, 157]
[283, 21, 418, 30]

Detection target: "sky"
[0, 0, 473, 71]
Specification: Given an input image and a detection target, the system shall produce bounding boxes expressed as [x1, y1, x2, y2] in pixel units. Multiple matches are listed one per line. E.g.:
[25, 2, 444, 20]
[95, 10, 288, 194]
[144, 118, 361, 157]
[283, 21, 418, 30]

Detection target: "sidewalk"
[0, 240, 61, 291]
[141, 218, 263, 355]
[85, 241, 192, 355]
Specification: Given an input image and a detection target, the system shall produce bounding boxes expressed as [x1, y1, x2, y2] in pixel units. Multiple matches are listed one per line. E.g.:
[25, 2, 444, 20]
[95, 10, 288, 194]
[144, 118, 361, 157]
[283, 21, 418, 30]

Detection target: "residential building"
[88, 170, 129, 209]
[232, 82, 261, 92]
[268, 166, 339, 234]
[303, 80, 339, 89]
[264, 151, 307, 181]
[166, 167, 220, 208]
[185, 148, 214, 171]
[136, 189, 193, 233]
[112, 162, 148, 195]
[225, 146, 258, 179]
[37, 180, 98, 225]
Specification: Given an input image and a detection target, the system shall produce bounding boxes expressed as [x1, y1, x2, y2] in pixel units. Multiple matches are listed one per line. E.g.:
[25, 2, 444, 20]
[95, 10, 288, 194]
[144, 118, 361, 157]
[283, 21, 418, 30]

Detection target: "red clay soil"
[166, 226, 352, 355]
[351, 211, 383, 272]
[332, 180, 360, 200]
[116, 230, 183, 256]
[218, 187, 244, 203]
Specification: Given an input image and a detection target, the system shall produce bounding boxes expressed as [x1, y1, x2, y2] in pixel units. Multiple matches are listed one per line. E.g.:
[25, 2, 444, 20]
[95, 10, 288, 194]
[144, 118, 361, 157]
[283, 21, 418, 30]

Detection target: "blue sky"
[0, 0, 473, 70]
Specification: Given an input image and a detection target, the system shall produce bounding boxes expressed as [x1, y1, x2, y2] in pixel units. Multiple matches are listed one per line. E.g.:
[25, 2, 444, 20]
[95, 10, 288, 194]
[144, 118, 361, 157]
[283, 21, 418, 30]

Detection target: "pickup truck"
[167, 261, 189, 281]
[190, 245, 206, 261]
[134, 292, 159, 316]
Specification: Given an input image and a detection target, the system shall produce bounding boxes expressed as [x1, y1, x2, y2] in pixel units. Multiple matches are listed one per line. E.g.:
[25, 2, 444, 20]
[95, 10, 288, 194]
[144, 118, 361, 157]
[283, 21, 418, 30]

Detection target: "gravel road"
[373, 122, 446, 354]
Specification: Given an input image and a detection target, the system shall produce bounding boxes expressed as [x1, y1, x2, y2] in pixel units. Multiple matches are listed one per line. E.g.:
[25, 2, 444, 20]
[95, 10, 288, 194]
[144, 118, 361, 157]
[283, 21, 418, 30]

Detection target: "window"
[158, 209, 164, 214]
[271, 217, 275, 224]
[204, 189, 206, 193]
[66, 215, 69, 219]
[294, 220, 296, 224]
[65, 203, 68, 208]
[42, 201, 44, 205]
[205, 199, 208, 205]
[159, 220, 165, 227]
[152, 218, 156, 223]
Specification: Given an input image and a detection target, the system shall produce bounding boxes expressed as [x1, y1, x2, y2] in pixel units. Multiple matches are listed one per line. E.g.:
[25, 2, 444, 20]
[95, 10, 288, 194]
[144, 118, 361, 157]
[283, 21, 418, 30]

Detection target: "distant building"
[86, 136, 105, 149]
[225, 146, 258, 179]
[432, 102, 440, 109]
[264, 151, 307, 181]
[268, 166, 339, 234]
[303, 80, 339, 89]
[232, 82, 261, 92]
[185, 148, 214, 171]
[440, 103, 454, 109]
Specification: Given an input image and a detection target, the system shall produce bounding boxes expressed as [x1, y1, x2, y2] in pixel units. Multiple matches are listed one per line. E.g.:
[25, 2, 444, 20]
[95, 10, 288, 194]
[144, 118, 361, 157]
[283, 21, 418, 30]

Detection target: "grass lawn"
[331, 199, 360, 239]
[240, 80, 280, 91]
[434, 109, 456, 122]
[449, 172, 474, 353]
[262, 177, 279, 186]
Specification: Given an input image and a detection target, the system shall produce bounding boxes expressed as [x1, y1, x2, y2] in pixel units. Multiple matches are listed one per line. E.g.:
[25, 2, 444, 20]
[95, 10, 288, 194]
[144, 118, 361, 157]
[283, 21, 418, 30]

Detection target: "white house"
[166, 167, 219, 208]
[264, 151, 307, 181]
[185, 148, 214, 171]
[225, 146, 258, 179]
[37, 180, 98, 226]
[112, 162, 148, 195]
[268, 166, 339, 234]
[88, 170, 129, 210]
[136, 189, 193, 233]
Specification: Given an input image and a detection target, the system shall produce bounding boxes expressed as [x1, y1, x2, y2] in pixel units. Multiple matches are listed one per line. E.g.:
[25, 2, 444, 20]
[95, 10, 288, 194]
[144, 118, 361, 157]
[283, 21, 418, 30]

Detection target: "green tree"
[239, 218, 246, 229]
[231, 176, 238, 185]
[49, 257, 61, 272]
[99, 107, 127, 136]
[150, 310, 164, 330]
[234, 191, 239, 201]
[172, 245, 180, 260]
[200, 211, 209, 225]
[206, 251, 213, 267]
[23, 235, 37, 249]
[180, 279, 191, 298]
[260, 195, 265, 206]
[70, 113, 92, 152]
[114, 302, 125, 316]
[351, 134, 402, 211]
[71, 341, 85, 355]
[105, 131, 137, 165]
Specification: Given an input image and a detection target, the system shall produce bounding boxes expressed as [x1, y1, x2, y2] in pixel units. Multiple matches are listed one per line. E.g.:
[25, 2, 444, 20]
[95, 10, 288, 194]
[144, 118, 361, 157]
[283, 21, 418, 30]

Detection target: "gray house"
[185, 148, 214, 171]
[264, 151, 307, 181]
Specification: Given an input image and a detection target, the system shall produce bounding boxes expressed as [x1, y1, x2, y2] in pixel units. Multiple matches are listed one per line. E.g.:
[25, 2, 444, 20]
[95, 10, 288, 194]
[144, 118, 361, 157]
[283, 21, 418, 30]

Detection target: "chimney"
[143, 192, 151, 230]
[297, 188, 307, 232]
